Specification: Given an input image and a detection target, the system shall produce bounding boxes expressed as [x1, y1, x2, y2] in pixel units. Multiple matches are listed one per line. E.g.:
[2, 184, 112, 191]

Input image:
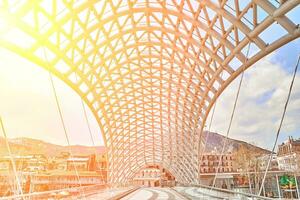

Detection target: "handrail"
[169, 187, 192, 200]
[106, 186, 140, 200]
[0, 184, 106, 200]
[180, 184, 274, 200]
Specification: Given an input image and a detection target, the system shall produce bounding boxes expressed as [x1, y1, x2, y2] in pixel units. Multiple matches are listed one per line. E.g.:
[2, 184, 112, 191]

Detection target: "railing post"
[262, 183, 265, 197]
[276, 174, 281, 199]
[294, 174, 299, 199]
[247, 171, 253, 194]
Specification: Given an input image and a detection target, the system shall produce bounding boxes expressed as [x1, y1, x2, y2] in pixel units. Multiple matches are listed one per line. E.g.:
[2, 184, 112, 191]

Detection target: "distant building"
[67, 156, 90, 171]
[199, 153, 235, 173]
[0, 159, 10, 171]
[134, 167, 161, 187]
[0, 154, 48, 196]
[96, 154, 107, 170]
[48, 152, 70, 171]
[257, 153, 279, 171]
[0, 154, 47, 172]
[277, 136, 300, 172]
[0, 152, 108, 196]
[67, 154, 99, 172]
[31, 171, 105, 192]
[96, 154, 108, 181]
[132, 165, 175, 187]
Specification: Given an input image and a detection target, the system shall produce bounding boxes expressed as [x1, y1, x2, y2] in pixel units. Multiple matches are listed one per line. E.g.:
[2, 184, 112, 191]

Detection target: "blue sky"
[271, 39, 300, 73]
[208, 38, 300, 150]
[273, 39, 300, 146]
[266, 39, 300, 144]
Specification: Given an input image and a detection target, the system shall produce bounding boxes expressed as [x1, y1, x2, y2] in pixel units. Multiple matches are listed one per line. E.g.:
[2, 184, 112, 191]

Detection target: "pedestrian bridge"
[0, 0, 299, 199]
[0, 184, 278, 200]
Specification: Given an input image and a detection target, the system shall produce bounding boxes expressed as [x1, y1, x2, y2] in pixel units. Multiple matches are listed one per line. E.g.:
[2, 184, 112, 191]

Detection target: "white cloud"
[207, 54, 300, 150]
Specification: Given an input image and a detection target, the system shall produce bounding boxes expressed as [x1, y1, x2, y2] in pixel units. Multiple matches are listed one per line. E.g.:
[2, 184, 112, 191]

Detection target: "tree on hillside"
[233, 144, 264, 193]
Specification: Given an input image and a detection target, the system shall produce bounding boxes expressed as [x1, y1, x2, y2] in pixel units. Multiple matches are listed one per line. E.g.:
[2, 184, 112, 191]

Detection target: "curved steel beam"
[0, 0, 299, 185]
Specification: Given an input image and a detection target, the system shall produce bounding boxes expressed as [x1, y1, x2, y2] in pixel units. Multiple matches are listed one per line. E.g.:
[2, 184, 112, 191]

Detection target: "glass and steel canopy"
[0, 0, 299, 184]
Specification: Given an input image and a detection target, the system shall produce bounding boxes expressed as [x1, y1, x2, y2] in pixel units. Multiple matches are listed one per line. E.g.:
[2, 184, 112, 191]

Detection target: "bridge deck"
[81, 186, 255, 200]
[174, 186, 232, 199]
[120, 187, 188, 200]
[0, 185, 275, 200]
[78, 187, 137, 200]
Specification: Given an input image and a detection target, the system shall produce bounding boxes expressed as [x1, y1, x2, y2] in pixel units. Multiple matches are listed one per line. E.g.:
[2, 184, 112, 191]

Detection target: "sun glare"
[0, 12, 9, 34]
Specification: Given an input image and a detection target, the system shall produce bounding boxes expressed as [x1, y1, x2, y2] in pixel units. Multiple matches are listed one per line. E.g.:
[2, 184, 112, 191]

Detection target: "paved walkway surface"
[174, 186, 232, 200]
[121, 187, 187, 200]
[173, 186, 263, 200]
[64, 186, 255, 200]
[79, 187, 133, 200]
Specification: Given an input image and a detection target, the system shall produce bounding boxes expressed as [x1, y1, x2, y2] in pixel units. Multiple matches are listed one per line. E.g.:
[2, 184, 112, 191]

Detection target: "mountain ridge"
[201, 131, 270, 154]
[0, 137, 106, 157]
[0, 131, 270, 156]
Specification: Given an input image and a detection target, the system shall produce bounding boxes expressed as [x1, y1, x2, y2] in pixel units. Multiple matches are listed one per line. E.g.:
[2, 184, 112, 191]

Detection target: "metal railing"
[0, 184, 106, 200]
[176, 184, 274, 200]
[0, 184, 141, 200]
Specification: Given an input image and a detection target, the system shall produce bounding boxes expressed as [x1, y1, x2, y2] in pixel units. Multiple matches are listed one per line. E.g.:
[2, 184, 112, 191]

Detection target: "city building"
[133, 167, 161, 187]
[67, 156, 90, 171]
[47, 152, 69, 171]
[0, 155, 47, 172]
[30, 171, 105, 192]
[132, 165, 175, 187]
[0, 152, 108, 196]
[95, 154, 108, 181]
[277, 136, 300, 172]
[199, 153, 235, 174]
[96, 154, 107, 171]
[257, 153, 279, 172]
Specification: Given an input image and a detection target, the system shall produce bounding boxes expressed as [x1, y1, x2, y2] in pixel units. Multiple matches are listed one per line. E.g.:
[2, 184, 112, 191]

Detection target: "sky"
[0, 47, 103, 146]
[206, 39, 300, 150]
[0, 2, 299, 149]
[0, 38, 299, 149]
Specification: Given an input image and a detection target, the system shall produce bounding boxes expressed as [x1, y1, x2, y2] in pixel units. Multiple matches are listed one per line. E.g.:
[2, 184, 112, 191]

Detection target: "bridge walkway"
[120, 187, 188, 200]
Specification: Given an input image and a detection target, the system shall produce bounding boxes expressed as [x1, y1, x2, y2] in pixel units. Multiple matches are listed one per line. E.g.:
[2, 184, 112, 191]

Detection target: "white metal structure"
[0, 0, 299, 185]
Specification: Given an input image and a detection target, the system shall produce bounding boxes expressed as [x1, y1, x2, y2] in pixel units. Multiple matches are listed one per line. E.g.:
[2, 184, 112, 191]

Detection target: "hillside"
[201, 131, 270, 155]
[0, 131, 270, 157]
[0, 137, 106, 157]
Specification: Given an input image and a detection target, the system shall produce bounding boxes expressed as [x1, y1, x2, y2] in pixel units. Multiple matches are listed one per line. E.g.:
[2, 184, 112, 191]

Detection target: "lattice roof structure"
[0, 0, 299, 184]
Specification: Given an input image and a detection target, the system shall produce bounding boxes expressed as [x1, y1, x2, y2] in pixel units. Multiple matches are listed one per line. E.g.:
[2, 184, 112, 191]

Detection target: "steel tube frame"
[0, 0, 299, 185]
